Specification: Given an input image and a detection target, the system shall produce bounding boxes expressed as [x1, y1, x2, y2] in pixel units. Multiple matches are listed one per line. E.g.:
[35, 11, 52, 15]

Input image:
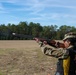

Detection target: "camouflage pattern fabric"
[38, 41, 69, 59]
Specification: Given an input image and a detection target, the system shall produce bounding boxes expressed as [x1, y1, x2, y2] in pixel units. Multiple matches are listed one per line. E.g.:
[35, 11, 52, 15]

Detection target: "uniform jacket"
[38, 41, 76, 75]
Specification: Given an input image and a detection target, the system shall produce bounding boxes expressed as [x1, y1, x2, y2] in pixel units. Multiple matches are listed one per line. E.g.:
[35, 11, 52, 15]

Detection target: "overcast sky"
[0, 0, 76, 27]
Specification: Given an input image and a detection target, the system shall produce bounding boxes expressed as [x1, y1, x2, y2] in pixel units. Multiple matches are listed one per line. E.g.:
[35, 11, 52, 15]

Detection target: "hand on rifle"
[43, 41, 48, 45]
[34, 38, 40, 43]
[34, 38, 48, 45]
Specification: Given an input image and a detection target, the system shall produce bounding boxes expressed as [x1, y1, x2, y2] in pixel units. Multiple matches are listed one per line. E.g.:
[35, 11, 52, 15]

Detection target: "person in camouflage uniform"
[35, 32, 76, 75]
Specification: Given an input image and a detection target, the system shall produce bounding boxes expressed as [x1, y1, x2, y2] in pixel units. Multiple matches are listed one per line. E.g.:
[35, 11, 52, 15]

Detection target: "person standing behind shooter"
[35, 32, 76, 75]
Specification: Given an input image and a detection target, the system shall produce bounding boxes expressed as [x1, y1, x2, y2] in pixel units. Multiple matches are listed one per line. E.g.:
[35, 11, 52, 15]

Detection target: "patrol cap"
[63, 32, 76, 41]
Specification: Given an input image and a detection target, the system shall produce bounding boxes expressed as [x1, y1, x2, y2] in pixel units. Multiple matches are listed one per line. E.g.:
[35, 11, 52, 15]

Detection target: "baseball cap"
[63, 32, 76, 41]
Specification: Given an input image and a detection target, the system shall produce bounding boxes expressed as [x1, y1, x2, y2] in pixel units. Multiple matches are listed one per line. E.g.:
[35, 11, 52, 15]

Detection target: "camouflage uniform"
[39, 41, 69, 59]
[37, 32, 76, 75]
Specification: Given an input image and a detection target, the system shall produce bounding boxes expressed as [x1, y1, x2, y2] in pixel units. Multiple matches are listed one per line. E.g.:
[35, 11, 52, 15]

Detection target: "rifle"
[12, 33, 65, 48]
[12, 33, 33, 39]
[34, 38, 65, 48]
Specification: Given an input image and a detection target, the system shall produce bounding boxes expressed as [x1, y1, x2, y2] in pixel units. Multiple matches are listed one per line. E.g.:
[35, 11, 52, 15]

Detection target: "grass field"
[0, 40, 57, 75]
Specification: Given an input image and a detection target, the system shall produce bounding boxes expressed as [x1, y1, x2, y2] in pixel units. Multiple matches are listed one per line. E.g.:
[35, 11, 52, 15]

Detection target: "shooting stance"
[35, 32, 76, 75]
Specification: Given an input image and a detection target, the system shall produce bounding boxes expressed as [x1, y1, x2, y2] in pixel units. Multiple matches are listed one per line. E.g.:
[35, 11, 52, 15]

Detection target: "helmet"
[63, 32, 76, 41]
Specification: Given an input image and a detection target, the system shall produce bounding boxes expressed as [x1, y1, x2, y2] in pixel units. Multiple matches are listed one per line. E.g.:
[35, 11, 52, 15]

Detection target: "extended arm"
[38, 41, 69, 59]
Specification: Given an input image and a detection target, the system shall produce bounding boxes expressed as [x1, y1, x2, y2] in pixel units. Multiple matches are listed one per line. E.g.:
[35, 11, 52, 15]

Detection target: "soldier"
[35, 32, 76, 75]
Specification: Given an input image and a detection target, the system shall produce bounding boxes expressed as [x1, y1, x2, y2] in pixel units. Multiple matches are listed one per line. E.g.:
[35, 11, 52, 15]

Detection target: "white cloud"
[0, 0, 76, 26]
[0, 0, 18, 3]
[1, 0, 76, 14]
[0, 3, 4, 10]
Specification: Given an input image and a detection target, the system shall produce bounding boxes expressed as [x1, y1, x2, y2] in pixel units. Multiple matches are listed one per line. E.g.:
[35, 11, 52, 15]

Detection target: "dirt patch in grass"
[0, 40, 57, 75]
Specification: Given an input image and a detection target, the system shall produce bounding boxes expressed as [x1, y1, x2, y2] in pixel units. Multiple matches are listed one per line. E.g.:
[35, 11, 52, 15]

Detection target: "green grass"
[0, 71, 4, 75]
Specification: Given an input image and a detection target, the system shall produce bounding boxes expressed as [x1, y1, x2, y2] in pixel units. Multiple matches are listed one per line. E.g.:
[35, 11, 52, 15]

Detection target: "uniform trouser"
[55, 60, 64, 75]
[55, 72, 61, 75]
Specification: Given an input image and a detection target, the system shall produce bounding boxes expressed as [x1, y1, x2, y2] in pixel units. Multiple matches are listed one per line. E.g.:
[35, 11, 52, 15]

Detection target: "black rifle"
[12, 33, 57, 48]
[12, 33, 33, 39]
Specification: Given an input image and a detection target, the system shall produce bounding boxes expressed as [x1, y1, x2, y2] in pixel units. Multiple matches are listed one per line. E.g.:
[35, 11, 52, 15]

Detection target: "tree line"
[0, 21, 76, 40]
